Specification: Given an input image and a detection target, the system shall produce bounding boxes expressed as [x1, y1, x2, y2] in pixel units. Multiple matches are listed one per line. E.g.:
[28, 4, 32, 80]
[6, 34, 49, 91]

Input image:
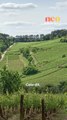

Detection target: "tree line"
[0, 33, 14, 53]
[0, 29, 67, 54]
[15, 29, 67, 42]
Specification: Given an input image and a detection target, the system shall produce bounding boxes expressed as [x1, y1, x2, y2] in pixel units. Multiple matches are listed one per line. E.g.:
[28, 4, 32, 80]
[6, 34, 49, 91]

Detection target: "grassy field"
[0, 38, 67, 86]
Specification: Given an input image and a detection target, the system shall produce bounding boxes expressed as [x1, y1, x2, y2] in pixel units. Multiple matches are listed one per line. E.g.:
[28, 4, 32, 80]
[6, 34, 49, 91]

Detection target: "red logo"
[45, 17, 60, 22]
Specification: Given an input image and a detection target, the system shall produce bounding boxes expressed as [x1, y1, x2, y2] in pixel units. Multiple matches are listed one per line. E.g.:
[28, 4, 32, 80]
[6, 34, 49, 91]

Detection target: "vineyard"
[0, 93, 67, 120]
[0, 37, 67, 119]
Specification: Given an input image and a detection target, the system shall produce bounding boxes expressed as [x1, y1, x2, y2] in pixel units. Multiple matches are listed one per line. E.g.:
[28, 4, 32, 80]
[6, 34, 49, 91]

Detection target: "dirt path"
[0, 44, 15, 62]
[0, 50, 7, 62]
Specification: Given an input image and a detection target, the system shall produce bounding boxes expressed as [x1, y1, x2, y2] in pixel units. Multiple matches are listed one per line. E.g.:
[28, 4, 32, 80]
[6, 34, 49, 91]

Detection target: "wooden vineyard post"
[42, 99, 46, 120]
[20, 95, 24, 120]
[0, 105, 3, 117]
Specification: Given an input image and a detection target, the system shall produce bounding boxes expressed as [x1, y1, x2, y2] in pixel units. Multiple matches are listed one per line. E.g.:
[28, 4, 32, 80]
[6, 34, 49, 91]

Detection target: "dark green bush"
[31, 47, 39, 53]
[20, 47, 30, 59]
[58, 81, 67, 93]
[28, 56, 33, 63]
[62, 54, 66, 58]
[23, 65, 38, 75]
[60, 38, 67, 43]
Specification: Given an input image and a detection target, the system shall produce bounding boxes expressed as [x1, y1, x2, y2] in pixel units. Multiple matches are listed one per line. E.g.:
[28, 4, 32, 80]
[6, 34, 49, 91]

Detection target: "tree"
[20, 47, 30, 59]
[0, 66, 21, 94]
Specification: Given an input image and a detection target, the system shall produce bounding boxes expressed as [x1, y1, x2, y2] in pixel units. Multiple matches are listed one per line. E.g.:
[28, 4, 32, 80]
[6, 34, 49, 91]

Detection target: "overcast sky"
[0, 0, 67, 36]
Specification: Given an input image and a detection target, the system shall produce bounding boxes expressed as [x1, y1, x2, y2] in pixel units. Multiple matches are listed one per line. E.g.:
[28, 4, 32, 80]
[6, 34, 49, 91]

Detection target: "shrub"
[23, 65, 38, 75]
[62, 54, 66, 58]
[20, 47, 30, 59]
[58, 81, 67, 93]
[0, 52, 2, 59]
[60, 38, 67, 43]
[0, 66, 21, 94]
[31, 47, 39, 53]
[28, 56, 33, 64]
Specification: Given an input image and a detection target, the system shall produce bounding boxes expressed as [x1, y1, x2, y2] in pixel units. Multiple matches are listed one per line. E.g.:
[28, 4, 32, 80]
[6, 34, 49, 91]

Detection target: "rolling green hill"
[0, 38, 67, 86]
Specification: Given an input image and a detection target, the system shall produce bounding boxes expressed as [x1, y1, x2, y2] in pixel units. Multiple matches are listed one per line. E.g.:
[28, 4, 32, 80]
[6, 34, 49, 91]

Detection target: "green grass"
[0, 38, 67, 85]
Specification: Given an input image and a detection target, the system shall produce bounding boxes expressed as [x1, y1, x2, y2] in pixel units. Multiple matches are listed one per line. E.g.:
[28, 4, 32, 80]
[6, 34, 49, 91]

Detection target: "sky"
[0, 0, 67, 36]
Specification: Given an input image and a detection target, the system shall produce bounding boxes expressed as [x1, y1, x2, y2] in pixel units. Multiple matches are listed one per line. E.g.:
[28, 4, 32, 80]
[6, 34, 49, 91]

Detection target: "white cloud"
[0, 3, 37, 10]
[0, 21, 34, 26]
[41, 23, 67, 30]
[1, 21, 67, 27]
[41, 23, 67, 26]
[50, 1, 67, 10]
[56, 1, 67, 8]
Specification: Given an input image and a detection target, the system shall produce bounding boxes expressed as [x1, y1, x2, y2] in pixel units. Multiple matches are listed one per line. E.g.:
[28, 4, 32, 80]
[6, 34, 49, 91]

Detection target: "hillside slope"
[0, 38, 67, 85]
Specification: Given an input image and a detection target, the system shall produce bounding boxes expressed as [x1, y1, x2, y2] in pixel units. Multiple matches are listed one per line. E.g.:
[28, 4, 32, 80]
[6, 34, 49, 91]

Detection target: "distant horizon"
[0, 29, 67, 37]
